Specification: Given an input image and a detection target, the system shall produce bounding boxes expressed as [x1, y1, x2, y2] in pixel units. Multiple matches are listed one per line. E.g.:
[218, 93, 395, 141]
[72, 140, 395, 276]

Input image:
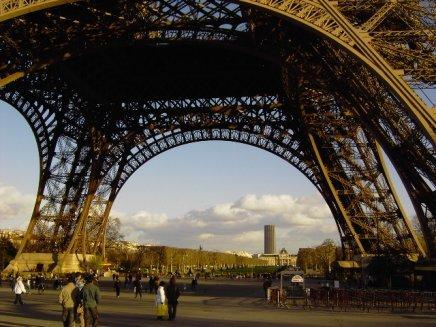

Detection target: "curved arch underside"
[0, 0, 434, 265]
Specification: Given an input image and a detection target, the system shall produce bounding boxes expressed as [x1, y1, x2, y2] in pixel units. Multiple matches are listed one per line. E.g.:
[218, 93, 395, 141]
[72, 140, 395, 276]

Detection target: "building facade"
[253, 248, 297, 267]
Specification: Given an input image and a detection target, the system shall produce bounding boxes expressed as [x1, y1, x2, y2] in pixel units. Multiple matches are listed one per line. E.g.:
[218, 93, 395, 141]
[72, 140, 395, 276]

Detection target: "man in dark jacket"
[148, 276, 154, 294]
[263, 278, 272, 298]
[133, 275, 142, 299]
[166, 276, 181, 321]
[82, 275, 101, 327]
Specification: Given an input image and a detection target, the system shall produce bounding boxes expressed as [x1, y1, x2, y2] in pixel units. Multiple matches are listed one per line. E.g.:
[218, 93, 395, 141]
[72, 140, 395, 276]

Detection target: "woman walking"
[13, 275, 27, 305]
[155, 281, 167, 320]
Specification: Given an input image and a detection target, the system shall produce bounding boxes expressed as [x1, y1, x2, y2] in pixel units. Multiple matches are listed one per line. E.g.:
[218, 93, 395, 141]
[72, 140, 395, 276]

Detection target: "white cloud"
[0, 183, 34, 227]
[234, 230, 263, 243]
[198, 233, 214, 240]
[130, 211, 169, 229]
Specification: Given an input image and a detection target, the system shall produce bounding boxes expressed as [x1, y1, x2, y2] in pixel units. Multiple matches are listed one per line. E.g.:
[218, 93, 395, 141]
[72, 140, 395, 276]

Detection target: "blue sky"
[0, 94, 430, 253]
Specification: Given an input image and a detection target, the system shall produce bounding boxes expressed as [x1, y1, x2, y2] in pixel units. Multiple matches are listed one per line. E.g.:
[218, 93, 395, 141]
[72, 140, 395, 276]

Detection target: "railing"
[270, 288, 436, 312]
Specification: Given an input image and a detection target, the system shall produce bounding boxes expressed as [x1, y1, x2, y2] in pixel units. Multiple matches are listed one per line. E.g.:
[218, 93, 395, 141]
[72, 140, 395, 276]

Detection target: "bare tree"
[105, 217, 124, 248]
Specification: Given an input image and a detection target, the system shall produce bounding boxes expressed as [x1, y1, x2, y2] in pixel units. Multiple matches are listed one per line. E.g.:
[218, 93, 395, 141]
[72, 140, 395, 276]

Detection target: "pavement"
[0, 279, 435, 326]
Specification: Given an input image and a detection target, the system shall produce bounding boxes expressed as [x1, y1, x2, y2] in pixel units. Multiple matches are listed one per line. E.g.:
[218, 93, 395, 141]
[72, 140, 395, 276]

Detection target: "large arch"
[0, 0, 434, 272]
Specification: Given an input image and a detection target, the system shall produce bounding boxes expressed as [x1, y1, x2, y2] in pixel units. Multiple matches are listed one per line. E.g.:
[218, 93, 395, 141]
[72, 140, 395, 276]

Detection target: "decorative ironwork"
[0, 0, 434, 270]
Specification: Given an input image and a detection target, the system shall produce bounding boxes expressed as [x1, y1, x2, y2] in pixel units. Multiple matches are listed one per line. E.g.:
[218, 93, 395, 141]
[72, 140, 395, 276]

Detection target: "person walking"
[154, 276, 160, 294]
[25, 277, 32, 294]
[59, 274, 78, 327]
[191, 275, 198, 291]
[128, 273, 133, 289]
[75, 273, 85, 327]
[155, 281, 167, 320]
[148, 276, 154, 294]
[13, 275, 27, 305]
[166, 276, 181, 321]
[262, 278, 272, 298]
[37, 273, 45, 294]
[9, 274, 14, 291]
[133, 275, 142, 299]
[54, 274, 61, 290]
[82, 275, 101, 327]
[114, 276, 121, 298]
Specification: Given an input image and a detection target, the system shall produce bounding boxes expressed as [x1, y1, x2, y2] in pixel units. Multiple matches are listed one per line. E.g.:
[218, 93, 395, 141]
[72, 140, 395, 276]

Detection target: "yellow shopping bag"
[156, 303, 168, 316]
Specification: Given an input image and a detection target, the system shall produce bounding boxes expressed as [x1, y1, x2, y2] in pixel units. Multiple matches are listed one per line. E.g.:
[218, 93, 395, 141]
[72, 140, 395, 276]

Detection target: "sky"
[0, 92, 430, 254]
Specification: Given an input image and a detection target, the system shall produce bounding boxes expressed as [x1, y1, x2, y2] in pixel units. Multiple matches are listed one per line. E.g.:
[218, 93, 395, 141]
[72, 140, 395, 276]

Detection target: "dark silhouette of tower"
[264, 225, 276, 254]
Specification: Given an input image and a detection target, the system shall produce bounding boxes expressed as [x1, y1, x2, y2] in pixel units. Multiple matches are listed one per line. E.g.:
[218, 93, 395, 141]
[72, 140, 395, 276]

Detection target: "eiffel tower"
[0, 0, 434, 272]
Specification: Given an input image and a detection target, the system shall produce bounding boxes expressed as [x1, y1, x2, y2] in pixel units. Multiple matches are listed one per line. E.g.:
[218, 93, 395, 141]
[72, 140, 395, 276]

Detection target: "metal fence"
[269, 288, 436, 312]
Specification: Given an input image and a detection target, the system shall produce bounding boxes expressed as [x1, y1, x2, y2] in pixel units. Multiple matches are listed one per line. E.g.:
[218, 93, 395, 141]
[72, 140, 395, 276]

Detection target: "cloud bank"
[0, 183, 34, 229]
[115, 193, 338, 253]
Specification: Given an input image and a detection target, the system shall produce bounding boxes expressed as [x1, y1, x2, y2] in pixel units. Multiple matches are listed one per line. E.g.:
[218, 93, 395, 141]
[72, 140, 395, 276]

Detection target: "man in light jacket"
[13, 275, 26, 305]
[59, 274, 78, 327]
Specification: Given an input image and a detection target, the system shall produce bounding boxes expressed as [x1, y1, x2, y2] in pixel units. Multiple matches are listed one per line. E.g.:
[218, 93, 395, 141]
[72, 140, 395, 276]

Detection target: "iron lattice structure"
[0, 0, 435, 268]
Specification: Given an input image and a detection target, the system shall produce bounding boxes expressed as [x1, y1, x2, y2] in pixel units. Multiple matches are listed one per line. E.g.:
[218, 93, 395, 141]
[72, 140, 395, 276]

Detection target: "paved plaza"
[0, 279, 434, 327]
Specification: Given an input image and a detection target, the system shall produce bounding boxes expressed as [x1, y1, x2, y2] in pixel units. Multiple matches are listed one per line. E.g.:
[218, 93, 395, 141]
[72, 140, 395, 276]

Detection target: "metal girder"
[307, 133, 366, 254]
[0, 0, 434, 269]
[280, 38, 431, 256]
[302, 39, 435, 257]
[360, 1, 396, 32]
[0, 0, 433, 142]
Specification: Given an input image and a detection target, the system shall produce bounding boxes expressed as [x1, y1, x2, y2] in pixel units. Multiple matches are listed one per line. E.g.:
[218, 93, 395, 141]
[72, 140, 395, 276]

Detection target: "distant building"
[264, 225, 276, 254]
[277, 248, 297, 266]
[254, 254, 277, 266]
[253, 248, 297, 266]
[225, 250, 252, 258]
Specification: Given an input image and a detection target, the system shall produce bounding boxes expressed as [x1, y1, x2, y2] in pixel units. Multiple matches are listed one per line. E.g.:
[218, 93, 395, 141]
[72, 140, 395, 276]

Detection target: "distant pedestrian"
[114, 276, 121, 298]
[9, 274, 14, 291]
[128, 273, 133, 289]
[154, 277, 160, 294]
[191, 275, 198, 290]
[155, 281, 167, 320]
[148, 276, 154, 294]
[31, 274, 36, 289]
[25, 277, 32, 294]
[75, 272, 85, 327]
[166, 276, 181, 321]
[37, 273, 45, 294]
[54, 274, 61, 290]
[59, 274, 78, 327]
[263, 279, 272, 298]
[124, 273, 128, 289]
[13, 275, 26, 305]
[133, 275, 142, 299]
[82, 275, 101, 327]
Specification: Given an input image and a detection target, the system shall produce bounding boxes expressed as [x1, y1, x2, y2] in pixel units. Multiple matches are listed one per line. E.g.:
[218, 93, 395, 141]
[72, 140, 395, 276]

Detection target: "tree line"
[107, 243, 268, 274]
[296, 239, 338, 275]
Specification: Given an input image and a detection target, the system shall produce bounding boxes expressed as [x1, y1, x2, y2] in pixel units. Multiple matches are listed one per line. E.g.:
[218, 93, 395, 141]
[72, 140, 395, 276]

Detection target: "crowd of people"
[114, 273, 181, 321]
[5, 271, 183, 326]
[57, 272, 101, 327]
[1, 273, 50, 294]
